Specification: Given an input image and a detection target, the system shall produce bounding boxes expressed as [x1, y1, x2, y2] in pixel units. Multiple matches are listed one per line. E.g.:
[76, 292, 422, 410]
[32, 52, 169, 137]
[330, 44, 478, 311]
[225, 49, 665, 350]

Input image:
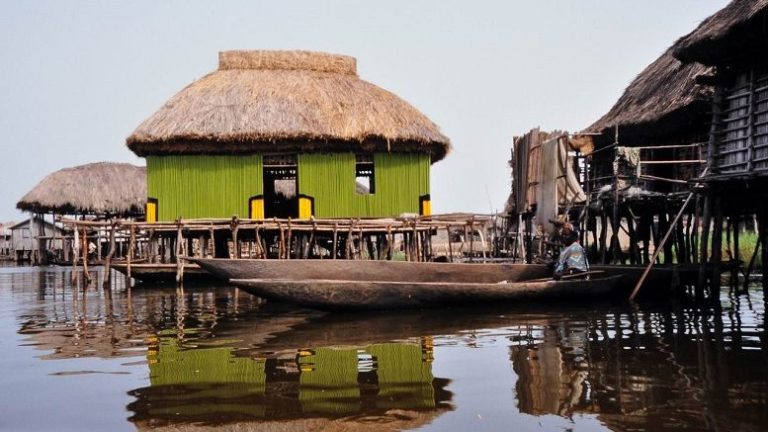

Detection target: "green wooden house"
[127, 50, 450, 222]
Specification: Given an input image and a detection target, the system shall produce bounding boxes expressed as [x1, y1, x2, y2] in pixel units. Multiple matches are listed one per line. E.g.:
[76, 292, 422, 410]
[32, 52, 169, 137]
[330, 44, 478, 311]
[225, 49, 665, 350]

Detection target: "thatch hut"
[127, 50, 450, 222]
[673, 0, 768, 66]
[673, 0, 768, 180]
[585, 45, 712, 193]
[671, 0, 768, 286]
[17, 162, 146, 217]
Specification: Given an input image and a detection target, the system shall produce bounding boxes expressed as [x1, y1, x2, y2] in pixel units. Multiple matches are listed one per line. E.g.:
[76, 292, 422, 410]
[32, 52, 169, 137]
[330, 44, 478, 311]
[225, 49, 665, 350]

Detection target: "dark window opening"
[263, 155, 298, 218]
[355, 154, 375, 195]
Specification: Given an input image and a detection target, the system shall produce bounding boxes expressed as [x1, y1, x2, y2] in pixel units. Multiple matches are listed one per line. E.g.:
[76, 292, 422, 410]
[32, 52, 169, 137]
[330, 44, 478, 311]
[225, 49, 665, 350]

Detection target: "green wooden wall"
[146, 153, 428, 221]
[298, 153, 430, 218]
[147, 155, 263, 221]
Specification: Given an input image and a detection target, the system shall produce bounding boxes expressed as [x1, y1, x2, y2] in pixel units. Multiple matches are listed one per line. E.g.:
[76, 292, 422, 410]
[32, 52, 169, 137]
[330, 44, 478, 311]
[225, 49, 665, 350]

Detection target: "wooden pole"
[127, 225, 135, 285]
[332, 223, 338, 260]
[175, 224, 183, 284]
[711, 196, 724, 293]
[231, 217, 240, 259]
[286, 218, 293, 260]
[699, 196, 712, 288]
[254, 227, 263, 258]
[70, 227, 79, 284]
[630, 186, 697, 300]
[103, 222, 117, 286]
[446, 225, 454, 263]
[81, 227, 90, 284]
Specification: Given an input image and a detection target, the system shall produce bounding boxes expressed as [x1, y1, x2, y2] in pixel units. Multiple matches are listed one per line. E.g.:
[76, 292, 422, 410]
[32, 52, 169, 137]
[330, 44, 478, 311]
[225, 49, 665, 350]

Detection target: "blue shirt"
[555, 242, 588, 273]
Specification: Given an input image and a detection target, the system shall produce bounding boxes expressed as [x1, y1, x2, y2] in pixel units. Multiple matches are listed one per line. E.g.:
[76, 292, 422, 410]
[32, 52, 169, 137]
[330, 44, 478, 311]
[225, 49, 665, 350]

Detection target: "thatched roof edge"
[126, 50, 450, 161]
[673, 0, 768, 65]
[585, 45, 713, 144]
[17, 162, 146, 216]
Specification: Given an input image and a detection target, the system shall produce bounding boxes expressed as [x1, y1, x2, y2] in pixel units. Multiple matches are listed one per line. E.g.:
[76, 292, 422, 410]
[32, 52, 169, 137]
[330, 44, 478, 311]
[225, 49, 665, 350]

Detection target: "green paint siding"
[298, 153, 430, 218]
[147, 155, 263, 221]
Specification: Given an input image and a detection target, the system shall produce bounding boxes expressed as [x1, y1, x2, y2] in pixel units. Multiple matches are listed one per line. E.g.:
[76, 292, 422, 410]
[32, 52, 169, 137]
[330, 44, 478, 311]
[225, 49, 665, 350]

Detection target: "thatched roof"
[17, 162, 146, 216]
[585, 45, 713, 145]
[674, 0, 768, 65]
[127, 50, 451, 162]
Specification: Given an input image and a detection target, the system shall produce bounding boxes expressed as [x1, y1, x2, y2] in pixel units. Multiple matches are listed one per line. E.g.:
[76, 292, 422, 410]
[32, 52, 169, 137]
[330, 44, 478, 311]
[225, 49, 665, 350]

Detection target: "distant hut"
[8, 218, 66, 263]
[673, 0, 768, 284]
[17, 162, 146, 218]
[0, 222, 13, 258]
[16, 162, 146, 264]
[127, 50, 450, 222]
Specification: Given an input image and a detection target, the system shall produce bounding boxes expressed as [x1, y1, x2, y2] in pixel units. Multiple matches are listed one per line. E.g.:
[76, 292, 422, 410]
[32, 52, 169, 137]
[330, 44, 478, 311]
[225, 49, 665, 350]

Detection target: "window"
[355, 154, 375, 194]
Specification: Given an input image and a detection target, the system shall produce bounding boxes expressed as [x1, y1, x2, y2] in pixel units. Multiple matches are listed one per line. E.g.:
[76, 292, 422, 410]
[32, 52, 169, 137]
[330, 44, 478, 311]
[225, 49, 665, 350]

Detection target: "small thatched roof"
[674, 0, 768, 65]
[17, 162, 146, 216]
[127, 50, 450, 162]
[585, 45, 713, 145]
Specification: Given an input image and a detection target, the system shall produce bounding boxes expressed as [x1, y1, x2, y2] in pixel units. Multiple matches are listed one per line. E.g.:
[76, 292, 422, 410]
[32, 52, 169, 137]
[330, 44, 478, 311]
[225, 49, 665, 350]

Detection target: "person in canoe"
[554, 222, 589, 280]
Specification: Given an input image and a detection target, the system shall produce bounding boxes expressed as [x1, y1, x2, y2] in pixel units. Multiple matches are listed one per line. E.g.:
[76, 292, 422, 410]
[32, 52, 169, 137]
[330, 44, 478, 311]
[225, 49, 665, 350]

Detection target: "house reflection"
[127, 333, 450, 427]
[508, 305, 768, 430]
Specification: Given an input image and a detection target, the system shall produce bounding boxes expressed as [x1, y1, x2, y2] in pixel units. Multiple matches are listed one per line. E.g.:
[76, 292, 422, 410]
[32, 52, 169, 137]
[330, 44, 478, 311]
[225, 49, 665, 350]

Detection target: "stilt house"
[127, 50, 450, 222]
[673, 0, 768, 283]
[16, 162, 146, 263]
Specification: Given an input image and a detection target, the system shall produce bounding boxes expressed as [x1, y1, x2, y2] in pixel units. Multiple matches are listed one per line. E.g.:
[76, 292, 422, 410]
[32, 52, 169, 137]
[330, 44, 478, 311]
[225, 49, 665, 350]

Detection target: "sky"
[0, 0, 729, 222]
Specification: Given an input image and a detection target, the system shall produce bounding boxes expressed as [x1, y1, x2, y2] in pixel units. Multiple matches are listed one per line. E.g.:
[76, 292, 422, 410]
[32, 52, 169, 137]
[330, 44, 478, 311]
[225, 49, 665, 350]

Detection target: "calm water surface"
[0, 265, 766, 432]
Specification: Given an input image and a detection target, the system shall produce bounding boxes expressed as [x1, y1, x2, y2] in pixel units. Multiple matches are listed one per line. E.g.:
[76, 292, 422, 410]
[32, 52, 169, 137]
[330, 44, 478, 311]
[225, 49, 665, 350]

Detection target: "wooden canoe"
[111, 263, 216, 283]
[228, 276, 624, 311]
[190, 258, 552, 284]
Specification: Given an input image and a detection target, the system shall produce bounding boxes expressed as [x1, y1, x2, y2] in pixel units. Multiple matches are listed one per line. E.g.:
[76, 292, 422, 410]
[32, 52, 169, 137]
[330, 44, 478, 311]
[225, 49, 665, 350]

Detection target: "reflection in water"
[1, 266, 766, 431]
[509, 299, 768, 431]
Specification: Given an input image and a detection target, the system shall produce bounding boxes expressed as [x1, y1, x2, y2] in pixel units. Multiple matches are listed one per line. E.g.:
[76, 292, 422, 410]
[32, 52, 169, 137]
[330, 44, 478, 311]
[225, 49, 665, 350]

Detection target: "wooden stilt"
[699, 196, 712, 288]
[332, 223, 338, 259]
[81, 227, 90, 284]
[711, 196, 724, 293]
[127, 225, 135, 286]
[286, 218, 293, 260]
[231, 217, 240, 259]
[103, 222, 117, 287]
[175, 224, 183, 284]
[446, 225, 454, 262]
[70, 229, 79, 285]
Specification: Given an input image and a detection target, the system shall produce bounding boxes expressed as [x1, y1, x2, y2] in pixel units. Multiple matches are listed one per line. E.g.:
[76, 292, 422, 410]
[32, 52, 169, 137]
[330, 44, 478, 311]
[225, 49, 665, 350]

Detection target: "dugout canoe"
[227, 276, 624, 311]
[190, 258, 552, 284]
[111, 263, 215, 283]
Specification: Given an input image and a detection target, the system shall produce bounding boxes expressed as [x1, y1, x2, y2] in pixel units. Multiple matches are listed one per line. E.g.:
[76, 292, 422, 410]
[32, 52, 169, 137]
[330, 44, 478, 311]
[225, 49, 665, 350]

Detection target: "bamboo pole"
[127, 225, 135, 285]
[81, 227, 90, 284]
[332, 223, 338, 259]
[70, 228, 79, 284]
[286, 218, 293, 260]
[254, 226, 263, 258]
[175, 224, 183, 284]
[631, 169, 706, 300]
[103, 222, 117, 287]
[231, 217, 240, 259]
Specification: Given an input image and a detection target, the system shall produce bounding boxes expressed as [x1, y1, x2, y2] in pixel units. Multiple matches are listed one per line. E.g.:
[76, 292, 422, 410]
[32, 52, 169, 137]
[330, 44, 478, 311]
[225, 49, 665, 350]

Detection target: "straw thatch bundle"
[127, 50, 450, 161]
[674, 0, 768, 65]
[586, 46, 713, 145]
[17, 162, 146, 216]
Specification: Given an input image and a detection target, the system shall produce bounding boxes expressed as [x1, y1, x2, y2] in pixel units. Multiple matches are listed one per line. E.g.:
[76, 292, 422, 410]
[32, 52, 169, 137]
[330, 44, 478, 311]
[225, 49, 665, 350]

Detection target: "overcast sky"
[0, 0, 728, 222]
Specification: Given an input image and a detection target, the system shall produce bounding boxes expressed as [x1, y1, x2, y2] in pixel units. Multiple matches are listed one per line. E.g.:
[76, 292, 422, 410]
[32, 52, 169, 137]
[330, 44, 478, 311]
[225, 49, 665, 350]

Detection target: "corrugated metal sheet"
[147, 155, 263, 221]
[714, 67, 768, 174]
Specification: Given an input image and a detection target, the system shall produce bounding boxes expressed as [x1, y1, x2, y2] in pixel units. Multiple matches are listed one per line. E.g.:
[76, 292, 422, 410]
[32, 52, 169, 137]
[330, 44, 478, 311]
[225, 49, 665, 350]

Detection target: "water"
[0, 266, 766, 432]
